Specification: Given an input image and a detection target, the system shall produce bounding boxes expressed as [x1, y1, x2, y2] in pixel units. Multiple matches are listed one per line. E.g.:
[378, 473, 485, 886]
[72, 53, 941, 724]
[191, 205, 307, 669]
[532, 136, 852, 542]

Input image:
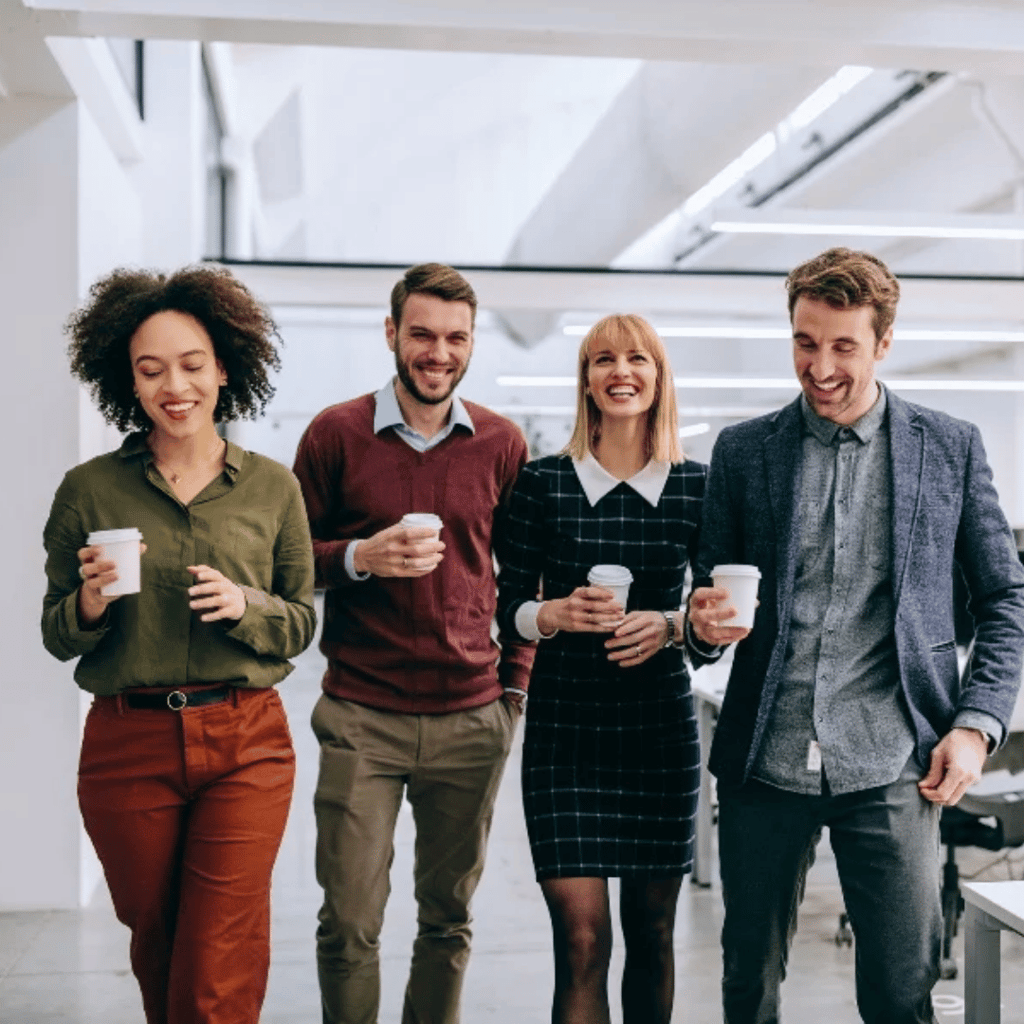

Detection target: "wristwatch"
[663, 610, 679, 648]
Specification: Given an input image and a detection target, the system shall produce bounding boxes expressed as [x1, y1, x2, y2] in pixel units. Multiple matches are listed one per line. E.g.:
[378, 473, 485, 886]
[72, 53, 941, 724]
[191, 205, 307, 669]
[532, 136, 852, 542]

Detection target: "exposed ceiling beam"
[223, 260, 1024, 327]
[23, 0, 1024, 73]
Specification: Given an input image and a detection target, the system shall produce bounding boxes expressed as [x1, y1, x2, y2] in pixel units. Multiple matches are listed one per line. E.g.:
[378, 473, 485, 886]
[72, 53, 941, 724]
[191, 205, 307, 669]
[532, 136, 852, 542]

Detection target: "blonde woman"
[497, 314, 712, 1024]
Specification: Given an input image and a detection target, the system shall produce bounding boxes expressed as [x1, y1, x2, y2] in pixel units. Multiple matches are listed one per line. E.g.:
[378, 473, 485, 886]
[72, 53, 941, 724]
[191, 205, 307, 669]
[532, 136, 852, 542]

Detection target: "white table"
[690, 660, 729, 887]
[962, 881, 1024, 1023]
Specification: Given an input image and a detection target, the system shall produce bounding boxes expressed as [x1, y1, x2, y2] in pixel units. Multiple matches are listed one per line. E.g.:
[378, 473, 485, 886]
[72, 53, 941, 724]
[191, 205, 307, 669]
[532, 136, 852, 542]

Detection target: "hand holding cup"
[352, 514, 446, 578]
[688, 564, 760, 647]
[76, 529, 146, 626]
[536, 585, 624, 636]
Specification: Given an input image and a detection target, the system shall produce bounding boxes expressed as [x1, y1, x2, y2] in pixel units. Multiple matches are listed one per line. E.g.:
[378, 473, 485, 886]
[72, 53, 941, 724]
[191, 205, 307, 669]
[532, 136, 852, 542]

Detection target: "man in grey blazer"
[687, 247, 1024, 1024]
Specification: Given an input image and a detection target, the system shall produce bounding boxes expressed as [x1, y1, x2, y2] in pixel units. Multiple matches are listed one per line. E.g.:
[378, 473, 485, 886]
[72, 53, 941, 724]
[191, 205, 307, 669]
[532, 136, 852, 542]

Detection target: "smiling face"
[792, 296, 891, 424]
[129, 310, 226, 441]
[386, 292, 473, 407]
[585, 332, 659, 425]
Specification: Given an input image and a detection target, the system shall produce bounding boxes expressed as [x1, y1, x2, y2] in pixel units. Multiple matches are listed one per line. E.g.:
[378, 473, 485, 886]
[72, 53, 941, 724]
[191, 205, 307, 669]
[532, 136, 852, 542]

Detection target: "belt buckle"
[166, 690, 187, 711]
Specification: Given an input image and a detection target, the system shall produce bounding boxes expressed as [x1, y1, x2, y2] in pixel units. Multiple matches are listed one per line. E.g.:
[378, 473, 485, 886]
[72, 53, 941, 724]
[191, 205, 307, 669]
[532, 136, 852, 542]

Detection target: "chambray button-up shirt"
[752, 388, 1000, 795]
[752, 389, 915, 795]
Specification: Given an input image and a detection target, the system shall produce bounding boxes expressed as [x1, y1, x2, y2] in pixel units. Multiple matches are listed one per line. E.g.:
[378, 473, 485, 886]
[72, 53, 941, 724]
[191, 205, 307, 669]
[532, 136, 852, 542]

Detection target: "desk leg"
[692, 695, 716, 888]
[964, 902, 1002, 1024]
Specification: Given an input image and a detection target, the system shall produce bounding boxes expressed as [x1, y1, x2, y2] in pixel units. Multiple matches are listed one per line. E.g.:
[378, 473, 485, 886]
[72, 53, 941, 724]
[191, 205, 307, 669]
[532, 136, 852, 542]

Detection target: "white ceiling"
[6, 0, 1024, 365]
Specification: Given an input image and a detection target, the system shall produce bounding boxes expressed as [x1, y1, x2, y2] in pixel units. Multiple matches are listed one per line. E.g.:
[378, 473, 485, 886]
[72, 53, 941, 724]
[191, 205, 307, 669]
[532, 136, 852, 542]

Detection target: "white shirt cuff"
[516, 600, 557, 641]
[344, 539, 371, 581]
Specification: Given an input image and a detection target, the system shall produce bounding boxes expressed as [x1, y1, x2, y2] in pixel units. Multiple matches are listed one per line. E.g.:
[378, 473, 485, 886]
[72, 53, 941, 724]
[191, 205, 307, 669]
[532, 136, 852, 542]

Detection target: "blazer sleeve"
[954, 423, 1024, 734]
[685, 435, 740, 666]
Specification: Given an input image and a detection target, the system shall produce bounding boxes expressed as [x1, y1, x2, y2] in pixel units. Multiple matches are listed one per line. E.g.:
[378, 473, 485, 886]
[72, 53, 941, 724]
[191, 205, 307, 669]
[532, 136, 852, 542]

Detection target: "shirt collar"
[373, 378, 475, 437]
[800, 382, 887, 446]
[119, 432, 243, 477]
[572, 453, 671, 508]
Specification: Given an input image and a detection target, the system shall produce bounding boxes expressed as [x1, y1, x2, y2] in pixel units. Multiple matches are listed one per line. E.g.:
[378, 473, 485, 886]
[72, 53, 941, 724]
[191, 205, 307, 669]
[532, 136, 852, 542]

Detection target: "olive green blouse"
[42, 434, 317, 695]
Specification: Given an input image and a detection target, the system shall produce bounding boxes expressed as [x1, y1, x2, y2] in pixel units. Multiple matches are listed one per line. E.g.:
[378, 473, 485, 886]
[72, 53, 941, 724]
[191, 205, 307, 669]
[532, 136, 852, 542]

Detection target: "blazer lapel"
[888, 391, 924, 604]
[764, 400, 804, 603]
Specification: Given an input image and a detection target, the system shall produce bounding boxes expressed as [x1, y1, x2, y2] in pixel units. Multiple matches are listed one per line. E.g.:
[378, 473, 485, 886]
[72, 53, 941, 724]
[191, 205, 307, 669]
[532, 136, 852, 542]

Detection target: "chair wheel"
[940, 957, 958, 980]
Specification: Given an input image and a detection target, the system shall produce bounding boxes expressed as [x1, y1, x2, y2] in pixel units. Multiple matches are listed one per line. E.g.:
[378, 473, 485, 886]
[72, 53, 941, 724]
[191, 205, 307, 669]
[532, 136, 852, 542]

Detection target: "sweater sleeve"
[293, 414, 362, 589]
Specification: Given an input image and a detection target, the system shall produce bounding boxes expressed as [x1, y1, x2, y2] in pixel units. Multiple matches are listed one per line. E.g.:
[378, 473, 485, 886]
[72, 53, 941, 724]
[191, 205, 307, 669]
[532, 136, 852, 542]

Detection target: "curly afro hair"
[66, 264, 281, 433]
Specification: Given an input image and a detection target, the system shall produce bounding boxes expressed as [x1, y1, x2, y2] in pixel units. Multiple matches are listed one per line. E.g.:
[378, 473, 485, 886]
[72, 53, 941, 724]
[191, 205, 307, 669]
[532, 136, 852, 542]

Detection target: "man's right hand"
[352, 523, 445, 577]
[688, 585, 752, 647]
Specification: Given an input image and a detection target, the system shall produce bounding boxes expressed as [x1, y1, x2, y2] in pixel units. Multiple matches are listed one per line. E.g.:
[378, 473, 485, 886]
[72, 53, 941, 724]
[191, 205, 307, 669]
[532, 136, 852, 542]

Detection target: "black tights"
[540, 875, 684, 1024]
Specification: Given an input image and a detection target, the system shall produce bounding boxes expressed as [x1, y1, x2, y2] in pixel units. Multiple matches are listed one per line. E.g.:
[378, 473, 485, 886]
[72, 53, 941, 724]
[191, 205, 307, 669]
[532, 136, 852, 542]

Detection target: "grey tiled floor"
[3, 634, 1023, 1022]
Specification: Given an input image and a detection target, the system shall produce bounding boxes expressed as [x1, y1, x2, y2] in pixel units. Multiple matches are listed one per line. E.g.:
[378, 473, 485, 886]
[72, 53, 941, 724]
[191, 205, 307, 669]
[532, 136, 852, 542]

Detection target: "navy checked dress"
[496, 455, 706, 880]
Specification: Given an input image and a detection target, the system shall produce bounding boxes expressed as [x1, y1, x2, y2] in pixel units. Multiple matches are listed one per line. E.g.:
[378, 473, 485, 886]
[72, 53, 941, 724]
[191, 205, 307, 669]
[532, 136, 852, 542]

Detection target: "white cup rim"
[87, 528, 142, 545]
[712, 563, 761, 579]
[587, 564, 634, 584]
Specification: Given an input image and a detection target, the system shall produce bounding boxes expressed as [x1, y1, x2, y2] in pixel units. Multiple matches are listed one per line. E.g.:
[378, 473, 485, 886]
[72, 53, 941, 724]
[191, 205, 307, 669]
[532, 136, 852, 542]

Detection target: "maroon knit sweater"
[293, 392, 535, 713]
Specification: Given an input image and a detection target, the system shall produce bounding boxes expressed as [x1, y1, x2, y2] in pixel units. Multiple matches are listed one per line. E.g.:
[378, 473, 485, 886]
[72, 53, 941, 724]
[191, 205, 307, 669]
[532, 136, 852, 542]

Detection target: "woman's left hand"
[187, 564, 246, 623]
[605, 611, 669, 667]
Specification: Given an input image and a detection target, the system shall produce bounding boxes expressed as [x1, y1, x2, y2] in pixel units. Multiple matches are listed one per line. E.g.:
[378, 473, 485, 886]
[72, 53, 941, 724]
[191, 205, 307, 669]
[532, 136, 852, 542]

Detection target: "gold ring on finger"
[635, 645, 641, 658]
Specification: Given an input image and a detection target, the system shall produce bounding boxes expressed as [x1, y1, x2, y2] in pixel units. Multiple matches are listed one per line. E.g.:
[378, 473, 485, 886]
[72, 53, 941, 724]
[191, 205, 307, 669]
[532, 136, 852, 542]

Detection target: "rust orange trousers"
[78, 686, 295, 1024]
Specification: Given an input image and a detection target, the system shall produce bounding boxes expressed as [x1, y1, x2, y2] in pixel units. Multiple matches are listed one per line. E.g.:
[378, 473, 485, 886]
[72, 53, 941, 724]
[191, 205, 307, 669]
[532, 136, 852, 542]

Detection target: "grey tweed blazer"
[694, 391, 1024, 786]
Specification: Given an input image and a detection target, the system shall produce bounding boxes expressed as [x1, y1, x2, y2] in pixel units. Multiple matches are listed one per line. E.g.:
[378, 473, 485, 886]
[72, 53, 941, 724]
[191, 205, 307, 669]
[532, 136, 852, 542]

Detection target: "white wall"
[0, 101, 88, 911]
[0, 40, 206, 910]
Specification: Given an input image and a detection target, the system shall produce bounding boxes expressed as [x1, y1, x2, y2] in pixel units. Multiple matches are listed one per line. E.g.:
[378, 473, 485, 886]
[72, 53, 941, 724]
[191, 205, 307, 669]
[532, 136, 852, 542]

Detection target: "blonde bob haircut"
[564, 313, 682, 464]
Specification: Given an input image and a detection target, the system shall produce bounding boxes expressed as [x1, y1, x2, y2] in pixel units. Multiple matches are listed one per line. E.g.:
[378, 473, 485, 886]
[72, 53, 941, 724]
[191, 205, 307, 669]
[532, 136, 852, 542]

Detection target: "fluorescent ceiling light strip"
[896, 330, 1024, 342]
[681, 66, 872, 219]
[783, 66, 873, 134]
[497, 376, 1024, 392]
[711, 220, 1024, 240]
[563, 325, 792, 339]
[490, 406, 758, 421]
[680, 423, 711, 438]
[563, 326, 1024, 343]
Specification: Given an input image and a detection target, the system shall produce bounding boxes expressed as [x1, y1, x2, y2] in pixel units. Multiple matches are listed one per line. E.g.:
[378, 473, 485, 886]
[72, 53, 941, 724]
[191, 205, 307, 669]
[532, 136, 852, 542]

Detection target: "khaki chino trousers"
[312, 694, 517, 1024]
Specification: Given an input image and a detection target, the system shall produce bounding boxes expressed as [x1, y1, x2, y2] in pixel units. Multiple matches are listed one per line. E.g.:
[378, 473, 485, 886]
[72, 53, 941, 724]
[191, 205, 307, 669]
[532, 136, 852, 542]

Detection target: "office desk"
[691, 661, 729, 887]
[962, 881, 1024, 1023]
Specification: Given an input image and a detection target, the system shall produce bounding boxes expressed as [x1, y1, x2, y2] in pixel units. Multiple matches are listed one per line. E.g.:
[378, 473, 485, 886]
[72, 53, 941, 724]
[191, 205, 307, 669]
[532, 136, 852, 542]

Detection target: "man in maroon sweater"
[293, 263, 535, 1024]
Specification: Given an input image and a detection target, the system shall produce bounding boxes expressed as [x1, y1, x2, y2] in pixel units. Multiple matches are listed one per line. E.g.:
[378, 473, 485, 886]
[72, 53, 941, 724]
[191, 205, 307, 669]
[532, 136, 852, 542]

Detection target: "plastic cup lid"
[712, 563, 761, 579]
[87, 528, 142, 545]
[401, 513, 443, 528]
[587, 564, 634, 585]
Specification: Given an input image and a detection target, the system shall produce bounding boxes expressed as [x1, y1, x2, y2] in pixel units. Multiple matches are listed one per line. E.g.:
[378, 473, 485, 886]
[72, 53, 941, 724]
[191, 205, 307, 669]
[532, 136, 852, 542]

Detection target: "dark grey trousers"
[717, 763, 942, 1024]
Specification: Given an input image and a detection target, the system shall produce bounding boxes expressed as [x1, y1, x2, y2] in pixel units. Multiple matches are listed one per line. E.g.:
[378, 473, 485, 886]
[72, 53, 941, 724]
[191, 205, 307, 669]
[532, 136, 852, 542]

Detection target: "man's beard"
[395, 353, 467, 405]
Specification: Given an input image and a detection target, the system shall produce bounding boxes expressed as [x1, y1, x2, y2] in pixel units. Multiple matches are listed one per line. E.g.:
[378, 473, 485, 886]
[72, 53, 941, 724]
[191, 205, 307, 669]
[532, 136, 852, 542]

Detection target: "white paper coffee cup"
[400, 513, 443, 539]
[711, 564, 761, 629]
[87, 528, 142, 597]
[587, 564, 633, 619]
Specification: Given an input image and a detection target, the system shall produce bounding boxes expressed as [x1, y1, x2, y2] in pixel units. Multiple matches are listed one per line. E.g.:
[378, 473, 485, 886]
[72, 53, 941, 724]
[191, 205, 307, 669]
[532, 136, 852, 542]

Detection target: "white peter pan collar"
[572, 454, 671, 508]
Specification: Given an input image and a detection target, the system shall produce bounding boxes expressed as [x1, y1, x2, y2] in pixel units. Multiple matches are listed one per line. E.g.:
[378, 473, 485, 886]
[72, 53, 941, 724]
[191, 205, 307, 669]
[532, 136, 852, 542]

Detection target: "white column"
[131, 41, 207, 268]
[0, 101, 87, 910]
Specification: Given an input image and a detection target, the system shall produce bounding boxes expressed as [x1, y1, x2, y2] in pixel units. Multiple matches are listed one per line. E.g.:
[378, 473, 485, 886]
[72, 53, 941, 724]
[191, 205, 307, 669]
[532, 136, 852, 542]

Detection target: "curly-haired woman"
[41, 265, 316, 1024]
